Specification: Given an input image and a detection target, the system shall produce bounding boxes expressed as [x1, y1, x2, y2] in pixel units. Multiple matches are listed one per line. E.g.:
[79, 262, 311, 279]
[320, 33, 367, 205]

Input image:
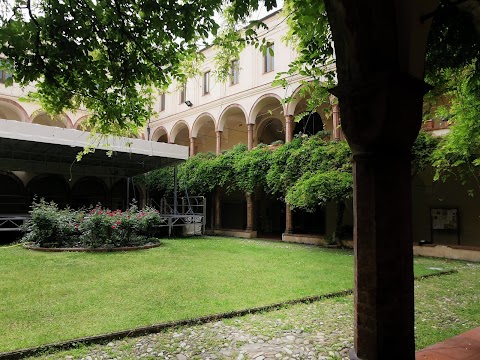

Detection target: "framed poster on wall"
[431, 208, 458, 230]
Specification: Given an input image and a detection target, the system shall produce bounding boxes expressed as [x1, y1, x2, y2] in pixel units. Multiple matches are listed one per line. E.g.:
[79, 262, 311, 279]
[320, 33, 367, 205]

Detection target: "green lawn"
[0, 237, 451, 352]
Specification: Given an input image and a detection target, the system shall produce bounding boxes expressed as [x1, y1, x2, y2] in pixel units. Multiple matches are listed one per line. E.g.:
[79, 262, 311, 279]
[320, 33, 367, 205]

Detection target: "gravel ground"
[32, 297, 354, 360]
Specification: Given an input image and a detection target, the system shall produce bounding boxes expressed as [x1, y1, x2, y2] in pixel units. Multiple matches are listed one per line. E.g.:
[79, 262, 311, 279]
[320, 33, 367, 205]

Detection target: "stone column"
[284, 115, 294, 236]
[189, 137, 196, 157]
[216, 130, 222, 155]
[246, 193, 253, 231]
[247, 123, 254, 150]
[214, 187, 222, 229]
[332, 103, 341, 141]
[285, 204, 293, 234]
[284, 115, 294, 143]
[331, 73, 428, 360]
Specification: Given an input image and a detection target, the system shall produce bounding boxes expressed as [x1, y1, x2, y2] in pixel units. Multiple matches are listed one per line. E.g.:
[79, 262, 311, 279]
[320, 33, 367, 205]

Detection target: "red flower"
[111, 225, 116, 229]
[116, 221, 121, 225]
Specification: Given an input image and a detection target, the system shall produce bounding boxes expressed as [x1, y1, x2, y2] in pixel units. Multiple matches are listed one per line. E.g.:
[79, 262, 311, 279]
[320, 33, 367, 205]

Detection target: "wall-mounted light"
[185, 100, 193, 107]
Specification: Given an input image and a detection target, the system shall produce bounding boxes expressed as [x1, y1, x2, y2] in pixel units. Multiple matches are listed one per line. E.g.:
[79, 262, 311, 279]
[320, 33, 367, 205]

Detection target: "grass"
[0, 237, 454, 353]
[414, 258, 480, 349]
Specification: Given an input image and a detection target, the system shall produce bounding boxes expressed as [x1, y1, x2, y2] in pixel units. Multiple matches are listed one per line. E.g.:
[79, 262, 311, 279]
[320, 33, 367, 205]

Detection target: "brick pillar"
[214, 187, 221, 229]
[246, 193, 253, 231]
[216, 130, 222, 155]
[247, 123, 254, 150]
[331, 73, 428, 360]
[189, 137, 196, 157]
[285, 115, 294, 143]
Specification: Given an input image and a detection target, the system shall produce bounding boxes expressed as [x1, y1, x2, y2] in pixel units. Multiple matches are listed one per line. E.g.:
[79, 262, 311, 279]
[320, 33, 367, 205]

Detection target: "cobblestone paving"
[35, 297, 354, 360]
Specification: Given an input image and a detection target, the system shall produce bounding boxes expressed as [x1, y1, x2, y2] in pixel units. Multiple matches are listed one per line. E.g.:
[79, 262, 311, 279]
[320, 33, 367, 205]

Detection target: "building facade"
[0, 10, 479, 257]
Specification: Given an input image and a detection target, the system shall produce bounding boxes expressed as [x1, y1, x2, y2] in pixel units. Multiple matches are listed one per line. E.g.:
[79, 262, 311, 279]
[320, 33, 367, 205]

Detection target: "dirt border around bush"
[23, 242, 162, 252]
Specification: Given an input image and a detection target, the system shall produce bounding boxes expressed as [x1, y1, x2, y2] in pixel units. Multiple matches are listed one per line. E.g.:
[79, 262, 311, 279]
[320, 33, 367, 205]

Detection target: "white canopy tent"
[0, 119, 188, 177]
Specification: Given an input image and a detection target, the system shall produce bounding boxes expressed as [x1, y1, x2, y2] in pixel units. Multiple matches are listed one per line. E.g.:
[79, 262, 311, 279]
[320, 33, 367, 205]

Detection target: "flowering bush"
[22, 200, 164, 248]
[22, 199, 79, 247]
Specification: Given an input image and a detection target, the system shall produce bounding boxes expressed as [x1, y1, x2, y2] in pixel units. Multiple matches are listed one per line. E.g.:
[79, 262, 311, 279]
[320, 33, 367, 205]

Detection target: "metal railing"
[150, 196, 206, 236]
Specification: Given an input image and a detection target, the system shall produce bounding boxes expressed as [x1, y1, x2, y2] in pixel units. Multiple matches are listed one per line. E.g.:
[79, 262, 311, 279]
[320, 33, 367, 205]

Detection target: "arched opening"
[31, 112, 68, 128]
[74, 116, 92, 131]
[0, 101, 24, 121]
[256, 118, 284, 145]
[27, 175, 69, 208]
[152, 126, 169, 143]
[170, 121, 190, 147]
[218, 105, 248, 152]
[192, 114, 216, 154]
[255, 190, 285, 238]
[71, 177, 108, 209]
[111, 179, 144, 210]
[221, 189, 246, 230]
[291, 97, 329, 137]
[0, 172, 26, 213]
[251, 95, 285, 146]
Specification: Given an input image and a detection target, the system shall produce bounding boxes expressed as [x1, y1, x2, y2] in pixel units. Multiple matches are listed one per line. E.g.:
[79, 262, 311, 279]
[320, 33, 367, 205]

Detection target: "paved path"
[36, 297, 355, 360]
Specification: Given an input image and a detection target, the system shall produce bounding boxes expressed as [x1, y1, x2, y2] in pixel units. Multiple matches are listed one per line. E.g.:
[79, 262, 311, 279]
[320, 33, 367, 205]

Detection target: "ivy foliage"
[430, 64, 480, 190]
[144, 133, 353, 212]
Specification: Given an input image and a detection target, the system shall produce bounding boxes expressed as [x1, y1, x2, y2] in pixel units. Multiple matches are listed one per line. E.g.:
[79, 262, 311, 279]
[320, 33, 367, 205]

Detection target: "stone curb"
[0, 269, 458, 360]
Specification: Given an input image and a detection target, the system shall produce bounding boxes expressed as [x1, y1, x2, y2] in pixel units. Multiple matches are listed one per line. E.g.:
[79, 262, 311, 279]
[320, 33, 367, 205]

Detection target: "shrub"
[22, 199, 79, 247]
[22, 200, 163, 248]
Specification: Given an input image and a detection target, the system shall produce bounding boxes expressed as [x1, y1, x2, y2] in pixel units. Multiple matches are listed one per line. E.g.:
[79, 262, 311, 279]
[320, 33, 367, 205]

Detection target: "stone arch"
[73, 115, 91, 130]
[27, 174, 70, 208]
[192, 113, 216, 154]
[292, 97, 328, 137]
[71, 176, 108, 209]
[170, 120, 190, 146]
[0, 171, 27, 213]
[217, 104, 248, 132]
[217, 104, 248, 152]
[30, 110, 73, 129]
[151, 126, 169, 143]
[285, 84, 308, 116]
[256, 117, 285, 145]
[250, 94, 286, 146]
[0, 98, 29, 121]
[249, 93, 285, 124]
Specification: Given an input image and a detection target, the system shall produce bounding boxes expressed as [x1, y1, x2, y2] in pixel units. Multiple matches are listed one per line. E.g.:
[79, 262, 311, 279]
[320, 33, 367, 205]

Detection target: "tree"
[0, 0, 277, 135]
[422, 1, 480, 193]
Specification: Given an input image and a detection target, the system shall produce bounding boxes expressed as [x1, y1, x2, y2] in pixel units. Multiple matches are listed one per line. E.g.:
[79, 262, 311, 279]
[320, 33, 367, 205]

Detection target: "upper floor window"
[263, 42, 274, 73]
[179, 84, 186, 104]
[230, 60, 239, 86]
[203, 71, 210, 95]
[160, 93, 166, 112]
[0, 70, 13, 84]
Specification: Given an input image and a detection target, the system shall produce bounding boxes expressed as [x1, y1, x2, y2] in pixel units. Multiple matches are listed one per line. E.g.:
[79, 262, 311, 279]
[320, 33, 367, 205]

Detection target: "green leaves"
[429, 63, 480, 192]
[0, 0, 225, 135]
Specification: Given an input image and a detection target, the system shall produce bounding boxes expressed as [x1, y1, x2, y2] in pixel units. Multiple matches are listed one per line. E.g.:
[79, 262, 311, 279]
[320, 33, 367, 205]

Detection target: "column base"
[348, 349, 361, 360]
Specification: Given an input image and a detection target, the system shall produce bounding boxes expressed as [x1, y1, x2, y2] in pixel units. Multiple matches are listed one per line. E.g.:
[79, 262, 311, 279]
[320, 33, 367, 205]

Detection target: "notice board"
[430, 208, 459, 245]
[431, 208, 458, 230]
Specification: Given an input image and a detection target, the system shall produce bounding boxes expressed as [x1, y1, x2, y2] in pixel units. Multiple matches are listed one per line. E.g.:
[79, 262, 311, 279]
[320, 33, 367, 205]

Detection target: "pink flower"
[116, 221, 121, 225]
[111, 225, 116, 229]
[75, 224, 79, 228]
